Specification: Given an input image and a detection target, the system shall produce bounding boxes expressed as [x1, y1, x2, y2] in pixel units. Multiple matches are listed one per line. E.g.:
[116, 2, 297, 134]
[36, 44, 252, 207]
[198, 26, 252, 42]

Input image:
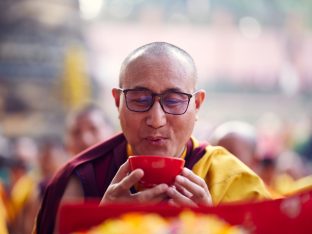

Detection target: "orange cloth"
[0, 182, 9, 234]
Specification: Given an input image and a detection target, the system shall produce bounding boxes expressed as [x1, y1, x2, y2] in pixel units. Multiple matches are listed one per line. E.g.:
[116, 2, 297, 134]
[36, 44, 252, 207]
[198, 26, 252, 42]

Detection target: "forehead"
[121, 54, 196, 92]
[69, 111, 104, 128]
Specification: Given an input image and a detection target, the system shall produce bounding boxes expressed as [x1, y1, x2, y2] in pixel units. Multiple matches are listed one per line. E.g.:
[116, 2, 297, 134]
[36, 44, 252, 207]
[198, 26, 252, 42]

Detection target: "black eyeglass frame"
[117, 88, 199, 115]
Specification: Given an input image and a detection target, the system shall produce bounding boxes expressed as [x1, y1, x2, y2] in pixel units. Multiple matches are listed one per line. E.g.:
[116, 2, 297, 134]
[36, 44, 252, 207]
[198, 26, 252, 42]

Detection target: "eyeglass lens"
[125, 90, 190, 114]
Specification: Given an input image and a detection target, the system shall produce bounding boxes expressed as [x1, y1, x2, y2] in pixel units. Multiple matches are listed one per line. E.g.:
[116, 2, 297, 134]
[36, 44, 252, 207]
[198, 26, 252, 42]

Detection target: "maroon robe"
[35, 133, 206, 234]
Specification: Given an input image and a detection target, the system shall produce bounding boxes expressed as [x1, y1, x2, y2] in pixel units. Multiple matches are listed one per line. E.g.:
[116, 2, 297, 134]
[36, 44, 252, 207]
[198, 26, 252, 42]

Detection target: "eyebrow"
[130, 86, 185, 93]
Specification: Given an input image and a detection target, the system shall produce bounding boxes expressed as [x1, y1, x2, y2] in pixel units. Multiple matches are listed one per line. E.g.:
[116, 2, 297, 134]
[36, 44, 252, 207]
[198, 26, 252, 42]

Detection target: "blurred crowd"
[0, 103, 312, 233]
[208, 116, 312, 198]
[0, 103, 114, 233]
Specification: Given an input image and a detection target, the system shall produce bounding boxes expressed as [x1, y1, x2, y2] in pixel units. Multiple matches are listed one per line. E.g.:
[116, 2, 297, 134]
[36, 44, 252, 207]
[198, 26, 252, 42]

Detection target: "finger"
[111, 161, 131, 184]
[175, 175, 211, 203]
[180, 168, 211, 195]
[134, 184, 169, 203]
[114, 169, 144, 194]
[174, 183, 193, 198]
[175, 174, 204, 195]
[175, 173, 212, 205]
[166, 187, 197, 207]
[181, 168, 207, 188]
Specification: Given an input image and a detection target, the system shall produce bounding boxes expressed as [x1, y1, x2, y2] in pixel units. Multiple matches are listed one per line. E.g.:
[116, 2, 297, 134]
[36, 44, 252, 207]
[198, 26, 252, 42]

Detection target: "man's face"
[67, 111, 111, 155]
[113, 55, 205, 157]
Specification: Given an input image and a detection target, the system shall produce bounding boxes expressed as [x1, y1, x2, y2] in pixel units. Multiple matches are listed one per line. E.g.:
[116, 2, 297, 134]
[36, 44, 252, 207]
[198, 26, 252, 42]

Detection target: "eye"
[126, 91, 153, 107]
[132, 96, 151, 105]
[163, 98, 182, 106]
[163, 93, 189, 106]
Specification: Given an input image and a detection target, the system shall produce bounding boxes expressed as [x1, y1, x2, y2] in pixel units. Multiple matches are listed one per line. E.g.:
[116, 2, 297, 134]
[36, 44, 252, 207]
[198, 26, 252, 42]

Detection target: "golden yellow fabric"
[61, 46, 91, 109]
[7, 174, 36, 222]
[292, 175, 312, 194]
[270, 173, 295, 197]
[268, 174, 312, 197]
[274, 174, 312, 196]
[0, 201, 8, 234]
[190, 138, 271, 205]
[0, 183, 8, 234]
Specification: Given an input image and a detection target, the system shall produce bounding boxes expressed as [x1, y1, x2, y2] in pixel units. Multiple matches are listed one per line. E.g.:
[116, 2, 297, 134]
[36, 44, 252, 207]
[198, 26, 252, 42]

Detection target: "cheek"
[170, 113, 196, 138]
[119, 108, 142, 139]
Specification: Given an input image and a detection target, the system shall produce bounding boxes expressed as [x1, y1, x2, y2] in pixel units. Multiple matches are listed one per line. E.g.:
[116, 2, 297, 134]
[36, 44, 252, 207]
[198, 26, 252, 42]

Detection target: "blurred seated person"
[272, 150, 312, 196]
[0, 134, 10, 186]
[65, 103, 114, 156]
[209, 121, 284, 198]
[256, 145, 311, 197]
[5, 137, 38, 234]
[35, 42, 272, 234]
[209, 121, 260, 172]
[297, 116, 312, 163]
[37, 136, 68, 199]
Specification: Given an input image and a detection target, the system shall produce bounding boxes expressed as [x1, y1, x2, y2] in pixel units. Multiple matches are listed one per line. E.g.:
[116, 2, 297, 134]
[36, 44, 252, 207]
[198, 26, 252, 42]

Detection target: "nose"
[145, 97, 167, 128]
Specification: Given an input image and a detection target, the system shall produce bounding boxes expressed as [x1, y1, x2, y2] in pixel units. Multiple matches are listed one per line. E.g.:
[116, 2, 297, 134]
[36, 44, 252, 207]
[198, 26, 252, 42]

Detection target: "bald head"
[112, 42, 206, 157]
[119, 42, 197, 88]
[210, 121, 258, 168]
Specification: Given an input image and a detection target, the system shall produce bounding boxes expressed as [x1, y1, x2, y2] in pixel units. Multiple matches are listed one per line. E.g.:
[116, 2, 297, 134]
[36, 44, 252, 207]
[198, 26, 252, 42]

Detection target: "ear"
[194, 89, 206, 110]
[112, 88, 121, 108]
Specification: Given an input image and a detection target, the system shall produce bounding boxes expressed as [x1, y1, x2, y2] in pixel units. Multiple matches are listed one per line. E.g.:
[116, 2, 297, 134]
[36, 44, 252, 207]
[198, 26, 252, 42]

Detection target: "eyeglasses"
[117, 88, 198, 115]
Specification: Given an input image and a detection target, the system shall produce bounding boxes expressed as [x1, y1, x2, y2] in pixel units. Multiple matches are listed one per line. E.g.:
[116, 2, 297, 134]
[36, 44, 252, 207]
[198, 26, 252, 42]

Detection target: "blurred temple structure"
[0, 0, 311, 140]
[0, 0, 91, 137]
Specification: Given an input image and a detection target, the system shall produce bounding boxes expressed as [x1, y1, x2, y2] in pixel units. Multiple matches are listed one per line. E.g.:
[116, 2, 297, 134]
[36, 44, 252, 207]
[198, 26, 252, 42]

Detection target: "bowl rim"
[128, 155, 184, 161]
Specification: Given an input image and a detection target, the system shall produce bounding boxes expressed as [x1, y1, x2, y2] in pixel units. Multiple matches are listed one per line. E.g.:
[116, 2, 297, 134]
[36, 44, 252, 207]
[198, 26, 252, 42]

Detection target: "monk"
[65, 103, 114, 156]
[35, 42, 271, 234]
[209, 121, 260, 173]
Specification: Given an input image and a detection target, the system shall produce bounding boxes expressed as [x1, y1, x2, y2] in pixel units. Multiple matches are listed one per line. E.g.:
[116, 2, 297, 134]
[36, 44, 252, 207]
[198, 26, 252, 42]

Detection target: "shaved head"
[112, 41, 206, 157]
[119, 42, 197, 88]
[209, 121, 258, 168]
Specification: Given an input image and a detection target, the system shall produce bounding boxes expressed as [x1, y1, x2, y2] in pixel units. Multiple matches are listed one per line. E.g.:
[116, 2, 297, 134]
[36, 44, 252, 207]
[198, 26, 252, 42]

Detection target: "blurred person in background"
[209, 121, 282, 198]
[17, 136, 69, 234]
[274, 150, 312, 196]
[256, 114, 312, 197]
[209, 121, 260, 173]
[0, 131, 9, 234]
[257, 158, 281, 196]
[5, 137, 39, 234]
[65, 103, 114, 156]
[0, 133, 10, 187]
[37, 136, 68, 199]
[296, 116, 312, 170]
[36, 42, 271, 234]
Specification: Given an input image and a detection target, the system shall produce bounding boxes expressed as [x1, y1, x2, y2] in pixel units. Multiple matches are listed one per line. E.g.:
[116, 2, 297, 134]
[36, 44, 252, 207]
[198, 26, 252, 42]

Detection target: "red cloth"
[59, 189, 312, 234]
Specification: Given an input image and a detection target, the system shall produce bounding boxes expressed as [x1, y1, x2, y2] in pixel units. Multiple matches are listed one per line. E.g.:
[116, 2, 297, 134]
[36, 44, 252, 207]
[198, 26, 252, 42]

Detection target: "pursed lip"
[144, 136, 169, 145]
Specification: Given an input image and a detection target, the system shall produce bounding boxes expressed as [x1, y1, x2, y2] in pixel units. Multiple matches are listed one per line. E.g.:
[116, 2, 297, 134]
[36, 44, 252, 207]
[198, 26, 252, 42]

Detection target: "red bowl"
[128, 155, 185, 188]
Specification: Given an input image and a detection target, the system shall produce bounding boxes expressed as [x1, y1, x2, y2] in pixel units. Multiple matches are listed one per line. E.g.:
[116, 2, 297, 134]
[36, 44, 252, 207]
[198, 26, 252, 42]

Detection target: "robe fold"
[35, 133, 271, 234]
